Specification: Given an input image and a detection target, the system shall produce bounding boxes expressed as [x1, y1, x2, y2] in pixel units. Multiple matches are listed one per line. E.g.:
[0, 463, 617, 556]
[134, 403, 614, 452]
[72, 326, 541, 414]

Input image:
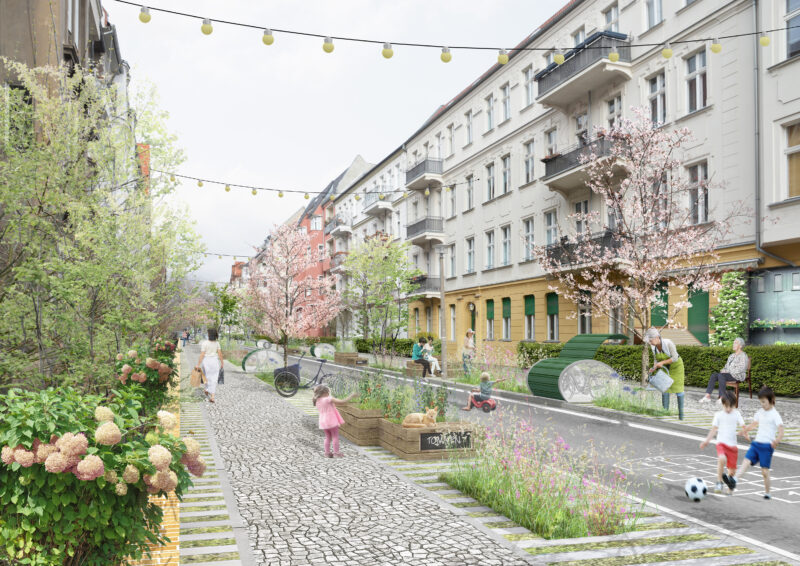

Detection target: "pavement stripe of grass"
[468, 511, 503, 518]
[180, 537, 236, 548]
[404, 471, 445, 477]
[181, 496, 225, 503]
[450, 501, 482, 508]
[484, 520, 519, 529]
[425, 485, 453, 491]
[179, 551, 240, 564]
[186, 488, 224, 494]
[416, 478, 445, 484]
[526, 533, 714, 556]
[180, 504, 228, 512]
[180, 526, 234, 535]
[181, 514, 230, 523]
[631, 521, 686, 532]
[505, 533, 541, 541]
[551, 546, 753, 566]
[734, 562, 793, 566]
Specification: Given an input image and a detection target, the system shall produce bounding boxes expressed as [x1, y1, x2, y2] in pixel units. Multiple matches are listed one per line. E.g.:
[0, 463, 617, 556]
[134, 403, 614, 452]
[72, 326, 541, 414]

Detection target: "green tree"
[208, 284, 241, 342]
[709, 271, 749, 347]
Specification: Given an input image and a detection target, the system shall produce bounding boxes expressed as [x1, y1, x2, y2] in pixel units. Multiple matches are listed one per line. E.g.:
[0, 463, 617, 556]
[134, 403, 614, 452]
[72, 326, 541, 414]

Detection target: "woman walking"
[645, 328, 685, 420]
[700, 337, 749, 404]
[196, 328, 224, 403]
[462, 329, 476, 376]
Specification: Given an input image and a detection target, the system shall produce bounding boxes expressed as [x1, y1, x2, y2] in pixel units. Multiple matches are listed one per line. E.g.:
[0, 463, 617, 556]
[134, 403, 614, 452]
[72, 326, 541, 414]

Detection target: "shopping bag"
[190, 367, 205, 387]
[648, 368, 674, 393]
[218, 367, 224, 385]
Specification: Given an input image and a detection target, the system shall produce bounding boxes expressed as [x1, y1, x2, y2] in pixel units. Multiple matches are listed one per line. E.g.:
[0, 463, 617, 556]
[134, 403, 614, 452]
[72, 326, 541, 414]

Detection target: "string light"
[138, 6, 151, 23]
[329, 195, 335, 201]
[323, 37, 334, 53]
[378, 193, 385, 200]
[278, 191, 284, 198]
[424, 187, 431, 196]
[710, 38, 722, 53]
[169, 174, 175, 182]
[759, 34, 770, 47]
[218, 255, 222, 259]
[354, 194, 361, 201]
[497, 49, 509, 65]
[262, 28, 274, 45]
[251, 188, 257, 196]
[608, 47, 620, 62]
[553, 49, 565, 65]
[225, 185, 231, 192]
[197, 180, 203, 188]
[661, 42, 673, 59]
[304, 193, 310, 199]
[382, 43, 394, 59]
[440, 47, 452, 63]
[201, 18, 213, 35]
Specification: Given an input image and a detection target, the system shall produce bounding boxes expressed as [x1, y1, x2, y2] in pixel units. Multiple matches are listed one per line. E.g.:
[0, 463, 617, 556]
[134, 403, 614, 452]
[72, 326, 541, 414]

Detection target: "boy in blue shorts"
[724, 386, 784, 499]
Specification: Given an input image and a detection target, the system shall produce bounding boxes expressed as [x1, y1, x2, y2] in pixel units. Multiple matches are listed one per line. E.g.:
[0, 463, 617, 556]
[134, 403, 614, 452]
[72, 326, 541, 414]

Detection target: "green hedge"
[354, 338, 441, 357]
[518, 342, 800, 397]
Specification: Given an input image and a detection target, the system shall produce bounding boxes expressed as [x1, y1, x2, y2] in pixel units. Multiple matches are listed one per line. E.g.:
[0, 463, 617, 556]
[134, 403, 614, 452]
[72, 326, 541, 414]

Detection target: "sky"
[109, 0, 566, 284]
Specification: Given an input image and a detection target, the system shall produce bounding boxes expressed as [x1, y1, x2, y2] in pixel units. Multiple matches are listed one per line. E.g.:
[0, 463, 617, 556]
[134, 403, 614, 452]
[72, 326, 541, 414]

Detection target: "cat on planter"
[401, 407, 438, 428]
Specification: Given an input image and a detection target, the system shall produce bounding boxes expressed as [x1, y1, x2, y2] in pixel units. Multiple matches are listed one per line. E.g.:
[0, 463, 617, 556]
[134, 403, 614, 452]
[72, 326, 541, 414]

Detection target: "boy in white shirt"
[724, 387, 785, 499]
[700, 391, 748, 493]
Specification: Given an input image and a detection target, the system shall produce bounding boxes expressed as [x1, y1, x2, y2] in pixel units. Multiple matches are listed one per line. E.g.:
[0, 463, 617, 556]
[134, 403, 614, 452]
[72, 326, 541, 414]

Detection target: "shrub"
[516, 342, 565, 367]
[709, 272, 749, 347]
[112, 341, 178, 416]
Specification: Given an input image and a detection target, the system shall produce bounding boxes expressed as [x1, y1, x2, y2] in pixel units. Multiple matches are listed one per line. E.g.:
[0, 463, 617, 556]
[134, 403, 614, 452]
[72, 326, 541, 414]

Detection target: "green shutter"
[546, 293, 559, 315]
[524, 295, 535, 316]
[688, 287, 709, 345]
[502, 298, 511, 318]
[486, 299, 494, 319]
[651, 282, 668, 326]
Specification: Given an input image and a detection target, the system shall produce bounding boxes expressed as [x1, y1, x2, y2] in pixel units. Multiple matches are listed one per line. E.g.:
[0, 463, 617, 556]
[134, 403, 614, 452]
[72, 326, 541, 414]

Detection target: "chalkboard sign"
[419, 430, 472, 451]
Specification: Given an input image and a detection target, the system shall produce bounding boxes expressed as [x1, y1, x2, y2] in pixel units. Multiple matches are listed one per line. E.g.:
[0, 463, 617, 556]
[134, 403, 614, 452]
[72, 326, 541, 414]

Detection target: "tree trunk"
[282, 333, 288, 368]
[641, 342, 649, 386]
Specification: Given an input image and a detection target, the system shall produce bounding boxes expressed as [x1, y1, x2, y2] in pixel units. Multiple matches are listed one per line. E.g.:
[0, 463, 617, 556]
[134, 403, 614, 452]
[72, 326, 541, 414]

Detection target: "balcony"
[408, 275, 441, 299]
[406, 216, 444, 246]
[541, 137, 615, 196]
[329, 251, 348, 273]
[535, 32, 631, 109]
[324, 214, 352, 237]
[405, 158, 443, 190]
[363, 191, 393, 216]
[544, 231, 620, 269]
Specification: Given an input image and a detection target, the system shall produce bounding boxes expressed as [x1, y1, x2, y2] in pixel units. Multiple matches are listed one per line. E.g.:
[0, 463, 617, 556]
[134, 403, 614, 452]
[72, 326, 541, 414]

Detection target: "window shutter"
[502, 298, 511, 318]
[546, 293, 559, 315]
[486, 299, 494, 320]
[524, 295, 535, 316]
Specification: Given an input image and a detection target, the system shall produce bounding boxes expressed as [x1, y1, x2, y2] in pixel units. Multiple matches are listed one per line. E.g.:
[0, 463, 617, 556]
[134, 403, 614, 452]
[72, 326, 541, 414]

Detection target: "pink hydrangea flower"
[56, 432, 88, 457]
[116, 353, 124, 361]
[35, 443, 58, 464]
[126, 350, 138, 359]
[157, 411, 177, 430]
[14, 449, 35, 468]
[121, 364, 133, 375]
[187, 456, 206, 477]
[75, 455, 104, 481]
[1, 446, 15, 465]
[95, 422, 122, 446]
[148, 445, 172, 471]
[94, 406, 115, 422]
[181, 437, 201, 461]
[44, 452, 69, 473]
[115, 482, 128, 496]
[122, 464, 140, 484]
[145, 358, 159, 370]
[104, 469, 118, 483]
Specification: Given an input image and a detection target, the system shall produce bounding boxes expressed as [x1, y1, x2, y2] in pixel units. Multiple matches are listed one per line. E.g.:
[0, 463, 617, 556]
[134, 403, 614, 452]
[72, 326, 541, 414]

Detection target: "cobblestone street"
[185, 346, 531, 566]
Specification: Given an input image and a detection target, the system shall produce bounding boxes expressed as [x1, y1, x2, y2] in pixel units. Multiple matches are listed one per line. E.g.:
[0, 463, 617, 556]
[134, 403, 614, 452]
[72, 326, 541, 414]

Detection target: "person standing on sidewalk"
[313, 385, 356, 458]
[462, 329, 476, 376]
[196, 328, 224, 404]
[645, 328, 685, 420]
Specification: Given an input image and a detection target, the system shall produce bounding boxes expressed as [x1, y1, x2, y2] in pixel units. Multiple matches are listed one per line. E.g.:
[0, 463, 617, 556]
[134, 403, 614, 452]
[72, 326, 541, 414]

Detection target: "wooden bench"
[725, 356, 753, 408]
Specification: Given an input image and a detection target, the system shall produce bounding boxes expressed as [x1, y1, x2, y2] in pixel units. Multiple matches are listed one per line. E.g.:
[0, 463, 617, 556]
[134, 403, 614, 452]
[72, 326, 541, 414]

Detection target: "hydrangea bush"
[113, 340, 177, 415]
[709, 272, 749, 346]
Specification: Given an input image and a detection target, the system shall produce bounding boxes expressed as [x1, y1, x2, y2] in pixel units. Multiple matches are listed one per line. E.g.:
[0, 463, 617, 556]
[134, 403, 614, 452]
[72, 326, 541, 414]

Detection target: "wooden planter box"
[339, 403, 383, 446]
[334, 352, 368, 366]
[378, 419, 476, 461]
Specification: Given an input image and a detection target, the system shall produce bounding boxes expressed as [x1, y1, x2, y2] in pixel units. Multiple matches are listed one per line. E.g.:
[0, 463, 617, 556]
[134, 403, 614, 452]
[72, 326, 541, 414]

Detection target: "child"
[462, 372, 506, 411]
[699, 391, 747, 493]
[312, 385, 356, 458]
[724, 386, 785, 499]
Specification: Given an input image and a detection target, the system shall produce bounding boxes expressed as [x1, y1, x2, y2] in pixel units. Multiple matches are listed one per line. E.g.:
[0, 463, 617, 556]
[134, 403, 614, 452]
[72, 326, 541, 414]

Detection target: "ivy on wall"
[709, 271, 749, 347]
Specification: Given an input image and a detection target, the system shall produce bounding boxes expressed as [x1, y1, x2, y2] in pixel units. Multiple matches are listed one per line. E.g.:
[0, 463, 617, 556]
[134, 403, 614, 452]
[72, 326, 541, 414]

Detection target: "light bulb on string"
[382, 43, 394, 59]
[445, 186, 452, 192]
[262, 29, 274, 45]
[251, 189, 257, 196]
[710, 38, 722, 53]
[329, 195, 335, 201]
[378, 193, 385, 200]
[354, 194, 361, 201]
[440, 47, 452, 63]
[304, 193, 310, 199]
[322, 37, 334, 53]
[218, 255, 222, 260]
[169, 174, 175, 182]
[661, 43, 673, 59]
[402, 191, 408, 199]
[201, 18, 213, 35]
[424, 187, 431, 196]
[553, 49, 565, 65]
[759, 34, 770, 47]
[225, 185, 231, 192]
[197, 180, 203, 188]
[233, 257, 237, 261]
[608, 47, 620, 62]
[497, 49, 509, 65]
[139, 6, 151, 23]
[278, 191, 284, 198]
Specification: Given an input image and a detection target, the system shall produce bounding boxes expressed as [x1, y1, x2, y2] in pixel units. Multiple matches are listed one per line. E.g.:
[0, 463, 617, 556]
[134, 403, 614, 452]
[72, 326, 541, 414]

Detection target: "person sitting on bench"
[411, 337, 431, 378]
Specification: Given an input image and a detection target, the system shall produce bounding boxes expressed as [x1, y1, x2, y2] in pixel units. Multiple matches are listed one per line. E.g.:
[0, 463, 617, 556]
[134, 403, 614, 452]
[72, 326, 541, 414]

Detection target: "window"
[435, 133, 442, 159]
[501, 83, 511, 121]
[523, 66, 535, 107]
[466, 175, 475, 209]
[688, 161, 709, 224]
[608, 206, 619, 231]
[449, 188, 456, 217]
[501, 226, 511, 265]
[485, 231, 495, 269]
[649, 73, 666, 124]
[318, 244, 325, 261]
[545, 210, 558, 245]
[604, 3, 619, 32]
[788, 123, 800, 198]
[546, 293, 559, 341]
[775, 273, 784, 292]
[450, 304, 457, 340]
[486, 163, 495, 200]
[575, 113, 588, 145]
[501, 154, 511, 194]
[545, 51, 555, 66]
[502, 298, 511, 340]
[465, 110, 474, 145]
[486, 300, 495, 340]
[426, 306, 432, 332]
[572, 27, 585, 47]
[575, 200, 589, 235]
[412, 253, 419, 267]
[646, 0, 663, 29]
[414, 308, 420, 332]
[523, 218, 534, 260]
[546, 129, 558, 156]
[486, 95, 495, 131]
[686, 51, 707, 113]
[788, 0, 800, 58]
[466, 237, 475, 273]
[607, 95, 622, 129]
[524, 141, 535, 183]
[609, 305, 624, 334]
[755, 276, 765, 293]
[449, 244, 456, 277]
[447, 124, 455, 156]
[524, 295, 535, 340]
[311, 216, 322, 231]
[793, 272, 800, 290]
[578, 294, 592, 334]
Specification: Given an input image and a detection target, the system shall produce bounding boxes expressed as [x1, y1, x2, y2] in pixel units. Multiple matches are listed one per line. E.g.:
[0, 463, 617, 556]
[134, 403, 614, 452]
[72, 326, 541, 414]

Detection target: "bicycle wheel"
[274, 370, 300, 398]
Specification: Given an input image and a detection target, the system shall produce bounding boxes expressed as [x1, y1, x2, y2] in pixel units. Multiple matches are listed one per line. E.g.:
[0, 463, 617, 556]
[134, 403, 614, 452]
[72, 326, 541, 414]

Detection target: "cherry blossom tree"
[239, 224, 341, 367]
[533, 108, 747, 383]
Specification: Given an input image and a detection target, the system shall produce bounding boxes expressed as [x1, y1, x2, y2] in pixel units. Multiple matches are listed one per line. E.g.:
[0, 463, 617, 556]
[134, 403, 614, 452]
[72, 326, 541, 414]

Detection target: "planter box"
[339, 403, 383, 446]
[378, 419, 476, 461]
[335, 352, 368, 366]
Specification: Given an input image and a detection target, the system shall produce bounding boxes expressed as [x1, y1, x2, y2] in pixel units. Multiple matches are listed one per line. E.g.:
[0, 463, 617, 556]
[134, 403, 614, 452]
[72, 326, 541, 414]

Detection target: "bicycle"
[273, 353, 354, 398]
[241, 346, 282, 373]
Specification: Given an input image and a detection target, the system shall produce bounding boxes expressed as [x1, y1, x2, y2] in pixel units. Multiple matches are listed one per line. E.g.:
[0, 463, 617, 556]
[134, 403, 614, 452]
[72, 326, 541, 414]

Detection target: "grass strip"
[180, 514, 230, 523]
[526, 533, 713, 556]
[552, 546, 753, 566]
[484, 520, 519, 529]
[180, 551, 241, 564]
[180, 537, 236, 549]
[180, 526, 234, 535]
[631, 521, 685, 532]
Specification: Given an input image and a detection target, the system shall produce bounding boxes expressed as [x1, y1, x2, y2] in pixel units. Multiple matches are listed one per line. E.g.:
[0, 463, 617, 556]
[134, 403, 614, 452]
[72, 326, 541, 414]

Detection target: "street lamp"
[434, 243, 448, 379]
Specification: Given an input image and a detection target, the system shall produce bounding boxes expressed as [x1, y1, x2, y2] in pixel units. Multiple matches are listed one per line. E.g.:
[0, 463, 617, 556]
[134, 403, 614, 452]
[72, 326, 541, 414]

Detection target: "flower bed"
[592, 380, 675, 417]
[339, 404, 383, 446]
[750, 318, 800, 329]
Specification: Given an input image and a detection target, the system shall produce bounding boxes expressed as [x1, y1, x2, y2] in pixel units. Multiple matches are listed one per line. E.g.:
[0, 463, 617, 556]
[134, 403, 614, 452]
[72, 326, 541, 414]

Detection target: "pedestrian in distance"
[462, 329, 476, 375]
[700, 337, 749, 404]
[462, 372, 506, 411]
[645, 327, 686, 420]
[700, 391, 748, 493]
[312, 385, 356, 458]
[412, 337, 432, 378]
[195, 328, 224, 404]
[724, 386, 785, 499]
[181, 330, 189, 348]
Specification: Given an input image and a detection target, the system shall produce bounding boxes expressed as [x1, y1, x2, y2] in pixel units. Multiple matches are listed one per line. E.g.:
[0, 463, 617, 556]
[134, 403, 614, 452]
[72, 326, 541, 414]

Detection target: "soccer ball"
[684, 477, 707, 502]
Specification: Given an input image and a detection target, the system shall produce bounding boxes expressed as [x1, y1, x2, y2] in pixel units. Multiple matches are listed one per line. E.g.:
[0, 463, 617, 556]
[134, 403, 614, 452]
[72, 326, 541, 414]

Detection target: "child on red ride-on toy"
[462, 372, 506, 413]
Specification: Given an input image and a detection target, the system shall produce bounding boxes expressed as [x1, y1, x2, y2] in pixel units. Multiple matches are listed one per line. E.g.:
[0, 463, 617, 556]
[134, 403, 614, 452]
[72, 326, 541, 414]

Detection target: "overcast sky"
[109, 0, 564, 284]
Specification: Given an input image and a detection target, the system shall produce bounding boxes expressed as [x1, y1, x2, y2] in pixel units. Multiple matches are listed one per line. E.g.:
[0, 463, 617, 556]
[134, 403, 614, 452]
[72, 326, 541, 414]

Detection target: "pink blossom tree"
[240, 224, 341, 367]
[533, 109, 746, 383]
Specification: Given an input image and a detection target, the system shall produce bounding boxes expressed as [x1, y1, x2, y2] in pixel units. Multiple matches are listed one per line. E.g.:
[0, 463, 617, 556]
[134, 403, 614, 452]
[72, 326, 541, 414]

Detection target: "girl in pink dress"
[312, 385, 356, 458]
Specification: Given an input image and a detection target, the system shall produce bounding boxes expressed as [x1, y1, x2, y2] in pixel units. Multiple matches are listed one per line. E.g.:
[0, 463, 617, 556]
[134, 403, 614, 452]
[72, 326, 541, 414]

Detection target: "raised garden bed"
[378, 419, 476, 461]
[339, 403, 383, 446]
[334, 352, 369, 366]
